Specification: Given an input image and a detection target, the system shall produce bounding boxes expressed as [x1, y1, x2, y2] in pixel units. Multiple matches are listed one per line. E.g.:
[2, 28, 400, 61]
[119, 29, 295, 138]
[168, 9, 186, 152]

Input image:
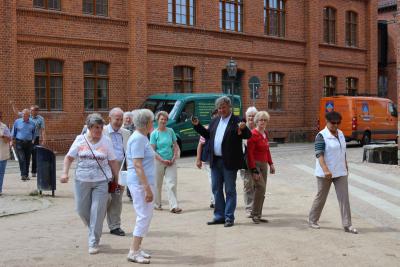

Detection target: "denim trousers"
[0, 160, 7, 193]
[15, 140, 32, 177]
[211, 157, 238, 222]
[74, 179, 109, 248]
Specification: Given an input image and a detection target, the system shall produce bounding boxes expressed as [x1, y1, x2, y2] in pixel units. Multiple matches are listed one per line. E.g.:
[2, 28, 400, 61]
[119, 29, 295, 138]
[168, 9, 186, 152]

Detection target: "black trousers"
[31, 136, 40, 174]
[15, 139, 33, 177]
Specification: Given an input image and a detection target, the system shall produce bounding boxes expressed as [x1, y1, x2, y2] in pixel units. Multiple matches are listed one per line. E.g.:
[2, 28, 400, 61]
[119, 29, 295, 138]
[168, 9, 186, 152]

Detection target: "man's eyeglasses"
[329, 121, 341, 125]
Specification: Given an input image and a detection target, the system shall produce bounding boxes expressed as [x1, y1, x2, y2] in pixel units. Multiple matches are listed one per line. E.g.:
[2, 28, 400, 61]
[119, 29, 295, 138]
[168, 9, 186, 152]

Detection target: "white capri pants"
[128, 183, 155, 237]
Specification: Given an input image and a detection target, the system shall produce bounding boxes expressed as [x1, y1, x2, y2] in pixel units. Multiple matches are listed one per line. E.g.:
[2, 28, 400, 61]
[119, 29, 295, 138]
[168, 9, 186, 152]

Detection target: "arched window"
[323, 76, 337, 96]
[84, 61, 109, 111]
[264, 0, 285, 37]
[34, 59, 63, 111]
[33, 0, 61, 10]
[83, 0, 108, 16]
[346, 11, 358, 47]
[268, 72, 283, 110]
[174, 66, 194, 93]
[323, 7, 336, 44]
[219, 0, 243, 32]
[168, 0, 196, 26]
[346, 77, 358, 96]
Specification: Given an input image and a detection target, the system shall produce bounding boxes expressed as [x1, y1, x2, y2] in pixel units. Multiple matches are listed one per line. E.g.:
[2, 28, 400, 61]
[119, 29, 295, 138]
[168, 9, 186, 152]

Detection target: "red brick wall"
[0, 0, 378, 152]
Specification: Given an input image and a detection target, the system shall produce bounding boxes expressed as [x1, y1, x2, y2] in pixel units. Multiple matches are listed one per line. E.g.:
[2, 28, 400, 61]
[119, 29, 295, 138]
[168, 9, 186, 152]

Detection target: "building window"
[34, 59, 63, 111]
[264, 0, 285, 37]
[323, 76, 337, 96]
[378, 74, 388, 97]
[83, 0, 108, 16]
[168, 0, 195, 26]
[219, 0, 243, 32]
[346, 77, 358, 96]
[268, 72, 283, 110]
[174, 66, 194, 93]
[33, 0, 61, 10]
[323, 7, 336, 44]
[84, 62, 109, 111]
[346, 11, 358, 47]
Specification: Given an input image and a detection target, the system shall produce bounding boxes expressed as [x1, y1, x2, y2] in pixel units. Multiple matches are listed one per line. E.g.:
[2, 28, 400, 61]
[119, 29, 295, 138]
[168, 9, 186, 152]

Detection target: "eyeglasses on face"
[329, 121, 341, 125]
[258, 119, 268, 122]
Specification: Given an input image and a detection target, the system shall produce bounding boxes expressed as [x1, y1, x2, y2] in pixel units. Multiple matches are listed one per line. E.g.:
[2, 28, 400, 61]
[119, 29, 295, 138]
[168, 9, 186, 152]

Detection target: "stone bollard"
[363, 144, 398, 165]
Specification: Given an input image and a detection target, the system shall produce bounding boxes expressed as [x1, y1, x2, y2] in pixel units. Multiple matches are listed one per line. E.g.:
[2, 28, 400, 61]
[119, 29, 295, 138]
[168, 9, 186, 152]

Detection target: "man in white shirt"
[103, 107, 132, 236]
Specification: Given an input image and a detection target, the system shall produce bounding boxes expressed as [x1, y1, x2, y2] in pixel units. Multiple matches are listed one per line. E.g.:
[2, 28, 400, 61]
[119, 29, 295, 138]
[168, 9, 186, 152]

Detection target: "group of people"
[0, 104, 46, 196]
[1, 95, 358, 264]
[60, 107, 182, 263]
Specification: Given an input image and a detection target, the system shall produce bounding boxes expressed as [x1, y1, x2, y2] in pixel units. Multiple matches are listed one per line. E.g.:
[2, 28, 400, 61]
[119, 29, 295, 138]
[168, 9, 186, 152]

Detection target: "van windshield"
[141, 99, 180, 120]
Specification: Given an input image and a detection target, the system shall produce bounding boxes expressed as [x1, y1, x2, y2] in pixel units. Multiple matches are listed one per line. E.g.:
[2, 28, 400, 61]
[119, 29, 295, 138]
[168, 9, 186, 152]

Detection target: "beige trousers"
[309, 175, 352, 227]
[155, 160, 178, 210]
[251, 161, 268, 218]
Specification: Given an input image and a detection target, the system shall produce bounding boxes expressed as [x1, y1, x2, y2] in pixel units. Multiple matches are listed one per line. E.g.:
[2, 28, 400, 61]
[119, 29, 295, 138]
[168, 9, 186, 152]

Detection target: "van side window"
[389, 103, 398, 117]
[179, 101, 195, 122]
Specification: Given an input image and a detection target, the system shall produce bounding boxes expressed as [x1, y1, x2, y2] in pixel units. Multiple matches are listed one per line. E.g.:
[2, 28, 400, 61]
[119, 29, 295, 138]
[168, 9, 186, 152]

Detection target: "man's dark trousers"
[31, 136, 39, 174]
[16, 139, 32, 177]
[211, 156, 238, 223]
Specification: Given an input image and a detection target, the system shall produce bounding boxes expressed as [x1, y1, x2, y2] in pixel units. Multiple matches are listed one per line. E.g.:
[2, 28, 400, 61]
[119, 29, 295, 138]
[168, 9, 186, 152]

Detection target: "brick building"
[0, 0, 377, 152]
[378, 0, 397, 102]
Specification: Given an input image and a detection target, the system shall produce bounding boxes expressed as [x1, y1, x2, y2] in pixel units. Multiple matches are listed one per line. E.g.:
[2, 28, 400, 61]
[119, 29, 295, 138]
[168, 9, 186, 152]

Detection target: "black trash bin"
[36, 146, 56, 197]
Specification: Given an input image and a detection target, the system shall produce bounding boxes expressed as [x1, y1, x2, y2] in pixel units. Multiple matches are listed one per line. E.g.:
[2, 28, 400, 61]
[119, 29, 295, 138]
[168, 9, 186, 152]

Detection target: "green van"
[141, 93, 242, 152]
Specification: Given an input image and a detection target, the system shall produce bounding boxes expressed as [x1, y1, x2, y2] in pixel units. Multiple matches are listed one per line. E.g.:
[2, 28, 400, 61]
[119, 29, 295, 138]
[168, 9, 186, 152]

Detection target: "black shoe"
[110, 228, 125, 236]
[207, 220, 225, 225]
[21, 176, 27, 181]
[209, 203, 215, 209]
[224, 221, 234, 227]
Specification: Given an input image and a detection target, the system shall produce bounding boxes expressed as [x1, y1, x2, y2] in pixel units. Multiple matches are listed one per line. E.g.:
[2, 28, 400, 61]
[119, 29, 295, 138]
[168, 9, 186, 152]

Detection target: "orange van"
[319, 96, 398, 145]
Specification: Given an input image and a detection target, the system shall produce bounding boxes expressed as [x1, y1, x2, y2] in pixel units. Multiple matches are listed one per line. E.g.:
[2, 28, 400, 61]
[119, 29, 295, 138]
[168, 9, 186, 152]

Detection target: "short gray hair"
[155, 111, 169, 121]
[86, 113, 105, 128]
[123, 111, 133, 120]
[132, 109, 154, 129]
[246, 106, 258, 116]
[215, 96, 231, 108]
[254, 111, 270, 124]
[109, 107, 124, 117]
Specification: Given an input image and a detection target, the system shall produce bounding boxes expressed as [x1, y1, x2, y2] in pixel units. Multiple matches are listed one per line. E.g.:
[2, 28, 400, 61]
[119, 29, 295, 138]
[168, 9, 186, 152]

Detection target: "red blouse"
[246, 128, 273, 169]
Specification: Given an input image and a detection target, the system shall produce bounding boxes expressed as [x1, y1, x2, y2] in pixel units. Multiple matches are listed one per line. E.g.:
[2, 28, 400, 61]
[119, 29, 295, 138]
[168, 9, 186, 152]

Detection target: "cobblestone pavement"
[0, 143, 399, 266]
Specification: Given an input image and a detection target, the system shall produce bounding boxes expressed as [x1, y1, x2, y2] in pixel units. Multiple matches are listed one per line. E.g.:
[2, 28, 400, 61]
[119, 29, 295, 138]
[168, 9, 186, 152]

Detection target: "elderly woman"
[309, 111, 357, 234]
[123, 111, 135, 133]
[246, 111, 275, 224]
[240, 106, 258, 217]
[60, 113, 119, 254]
[150, 111, 181, 213]
[0, 111, 11, 196]
[126, 109, 155, 264]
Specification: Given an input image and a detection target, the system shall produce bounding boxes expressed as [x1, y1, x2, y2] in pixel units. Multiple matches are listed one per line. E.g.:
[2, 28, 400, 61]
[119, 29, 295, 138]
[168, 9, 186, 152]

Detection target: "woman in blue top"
[126, 109, 155, 264]
[150, 111, 182, 213]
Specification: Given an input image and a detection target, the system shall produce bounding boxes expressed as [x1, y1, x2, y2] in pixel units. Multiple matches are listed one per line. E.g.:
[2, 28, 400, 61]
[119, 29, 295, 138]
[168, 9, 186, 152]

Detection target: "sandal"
[344, 226, 358, 234]
[170, 208, 182, 214]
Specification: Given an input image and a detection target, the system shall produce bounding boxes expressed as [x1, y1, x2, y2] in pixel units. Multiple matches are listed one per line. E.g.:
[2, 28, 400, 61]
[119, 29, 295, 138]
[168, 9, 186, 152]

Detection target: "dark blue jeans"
[211, 157, 238, 222]
[15, 140, 32, 177]
[31, 136, 40, 174]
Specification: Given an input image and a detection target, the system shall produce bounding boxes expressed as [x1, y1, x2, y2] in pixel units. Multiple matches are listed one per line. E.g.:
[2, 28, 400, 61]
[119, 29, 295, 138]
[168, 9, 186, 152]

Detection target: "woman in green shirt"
[150, 111, 182, 213]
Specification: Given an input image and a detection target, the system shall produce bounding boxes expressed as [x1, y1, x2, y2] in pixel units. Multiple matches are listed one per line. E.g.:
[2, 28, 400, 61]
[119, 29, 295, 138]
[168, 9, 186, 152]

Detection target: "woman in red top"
[246, 111, 275, 224]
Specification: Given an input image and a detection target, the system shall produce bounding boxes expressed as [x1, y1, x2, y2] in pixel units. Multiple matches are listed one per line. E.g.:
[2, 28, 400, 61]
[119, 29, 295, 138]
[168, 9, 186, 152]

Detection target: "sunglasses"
[329, 121, 341, 125]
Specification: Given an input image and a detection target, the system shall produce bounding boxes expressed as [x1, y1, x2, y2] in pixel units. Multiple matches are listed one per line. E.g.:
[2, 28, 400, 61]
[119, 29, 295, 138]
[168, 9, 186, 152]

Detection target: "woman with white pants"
[61, 113, 119, 255]
[126, 109, 156, 264]
[150, 111, 181, 213]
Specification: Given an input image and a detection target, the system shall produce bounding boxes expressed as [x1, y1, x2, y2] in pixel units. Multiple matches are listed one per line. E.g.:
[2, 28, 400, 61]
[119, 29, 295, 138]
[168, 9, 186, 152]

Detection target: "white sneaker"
[309, 222, 320, 229]
[139, 249, 151, 259]
[88, 246, 99, 254]
[127, 251, 150, 264]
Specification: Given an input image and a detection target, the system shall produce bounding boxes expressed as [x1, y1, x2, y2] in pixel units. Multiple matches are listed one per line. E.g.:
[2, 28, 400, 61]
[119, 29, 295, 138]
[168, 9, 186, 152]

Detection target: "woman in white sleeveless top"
[308, 111, 358, 234]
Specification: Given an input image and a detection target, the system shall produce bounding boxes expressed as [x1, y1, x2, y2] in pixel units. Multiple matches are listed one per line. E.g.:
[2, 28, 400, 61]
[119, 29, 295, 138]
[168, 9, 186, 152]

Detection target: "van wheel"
[361, 132, 371, 146]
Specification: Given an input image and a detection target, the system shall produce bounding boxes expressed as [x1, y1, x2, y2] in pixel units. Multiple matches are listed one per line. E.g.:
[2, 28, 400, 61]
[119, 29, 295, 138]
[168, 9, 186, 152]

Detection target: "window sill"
[319, 43, 366, 52]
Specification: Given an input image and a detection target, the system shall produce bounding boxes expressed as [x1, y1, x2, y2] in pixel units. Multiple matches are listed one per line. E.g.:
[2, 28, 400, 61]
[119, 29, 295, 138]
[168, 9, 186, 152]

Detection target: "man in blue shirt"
[30, 105, 46, 177]
[11, 109, 36, 181]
